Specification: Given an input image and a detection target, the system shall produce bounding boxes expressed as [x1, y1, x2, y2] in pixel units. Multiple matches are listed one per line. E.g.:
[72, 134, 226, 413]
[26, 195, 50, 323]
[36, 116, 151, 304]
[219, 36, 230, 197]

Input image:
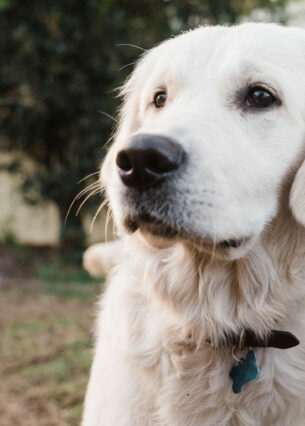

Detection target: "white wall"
[0, 166, 113, 246]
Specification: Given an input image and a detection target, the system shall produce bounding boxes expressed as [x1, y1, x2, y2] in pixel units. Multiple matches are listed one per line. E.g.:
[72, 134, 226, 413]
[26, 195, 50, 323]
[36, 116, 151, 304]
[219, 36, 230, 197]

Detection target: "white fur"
[82, 23, 305, 426]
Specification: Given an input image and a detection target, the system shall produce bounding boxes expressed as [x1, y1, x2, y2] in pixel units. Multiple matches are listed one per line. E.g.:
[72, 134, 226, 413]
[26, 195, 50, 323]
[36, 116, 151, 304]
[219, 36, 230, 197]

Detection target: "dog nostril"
[116, 151, 133, 172]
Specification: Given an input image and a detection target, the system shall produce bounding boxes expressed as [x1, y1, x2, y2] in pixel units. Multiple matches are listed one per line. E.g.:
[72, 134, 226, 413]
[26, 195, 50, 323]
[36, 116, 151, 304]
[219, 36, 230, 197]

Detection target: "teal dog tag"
[229, 350, 260, 394]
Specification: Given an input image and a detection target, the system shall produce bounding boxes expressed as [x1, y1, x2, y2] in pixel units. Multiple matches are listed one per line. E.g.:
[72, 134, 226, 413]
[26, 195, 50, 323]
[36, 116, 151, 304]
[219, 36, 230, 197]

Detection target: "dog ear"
[290, 160, 305, 226]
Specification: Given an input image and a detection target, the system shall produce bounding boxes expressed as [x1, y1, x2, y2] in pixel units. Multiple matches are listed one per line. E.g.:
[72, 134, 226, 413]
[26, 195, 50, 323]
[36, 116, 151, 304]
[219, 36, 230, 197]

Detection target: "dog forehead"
[138, 23, 304, 88]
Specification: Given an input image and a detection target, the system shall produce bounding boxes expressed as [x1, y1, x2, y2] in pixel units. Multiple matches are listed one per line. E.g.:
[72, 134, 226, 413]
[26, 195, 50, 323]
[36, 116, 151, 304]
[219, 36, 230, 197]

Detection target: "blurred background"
[0, 0, 304, 425]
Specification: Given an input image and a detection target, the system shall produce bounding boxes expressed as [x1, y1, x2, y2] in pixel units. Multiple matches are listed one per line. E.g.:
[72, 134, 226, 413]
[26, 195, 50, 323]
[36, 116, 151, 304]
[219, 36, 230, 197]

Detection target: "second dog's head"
[102, 23, 305, 259]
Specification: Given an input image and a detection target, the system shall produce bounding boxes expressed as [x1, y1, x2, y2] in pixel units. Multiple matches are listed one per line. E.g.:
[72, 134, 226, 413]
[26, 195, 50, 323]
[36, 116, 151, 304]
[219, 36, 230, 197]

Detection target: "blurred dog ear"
[83, 240, 123, 277]
[290, 160, 305, 226]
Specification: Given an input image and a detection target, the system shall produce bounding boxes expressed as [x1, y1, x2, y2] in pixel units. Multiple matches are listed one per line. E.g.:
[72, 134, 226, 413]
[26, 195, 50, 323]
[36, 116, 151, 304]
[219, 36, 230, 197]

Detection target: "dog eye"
[246, 86, 276, 108]
[153, 91, 167, 108]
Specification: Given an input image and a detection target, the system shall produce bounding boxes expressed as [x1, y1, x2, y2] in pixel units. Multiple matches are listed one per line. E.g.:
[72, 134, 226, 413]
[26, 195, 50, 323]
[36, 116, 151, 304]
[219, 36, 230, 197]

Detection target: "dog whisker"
[105, 205, 113, 243]
[97, 110, 118, 123]
[77, 171, 100, 185]
[76, 187, 101, 217]
[90, 199, 109, 234]
[119, 61, 138, 72]
[65, 181, 100, 224]
[103, 134, 116, 148]
[116, 43, 147, 52]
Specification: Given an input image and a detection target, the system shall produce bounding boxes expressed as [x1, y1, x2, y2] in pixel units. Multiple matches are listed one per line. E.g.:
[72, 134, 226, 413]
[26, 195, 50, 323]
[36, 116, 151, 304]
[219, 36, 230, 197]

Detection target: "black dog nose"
[116, 134, 185, 190]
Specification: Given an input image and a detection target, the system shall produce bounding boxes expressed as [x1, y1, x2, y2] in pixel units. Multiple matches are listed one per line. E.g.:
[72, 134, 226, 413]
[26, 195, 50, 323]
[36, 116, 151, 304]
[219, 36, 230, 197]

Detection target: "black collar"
[226, 329, 299, 350]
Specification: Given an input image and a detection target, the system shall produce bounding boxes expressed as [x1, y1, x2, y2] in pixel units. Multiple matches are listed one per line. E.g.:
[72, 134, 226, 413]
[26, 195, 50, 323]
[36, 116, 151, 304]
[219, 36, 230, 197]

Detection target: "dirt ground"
[0, 245, 102, 426]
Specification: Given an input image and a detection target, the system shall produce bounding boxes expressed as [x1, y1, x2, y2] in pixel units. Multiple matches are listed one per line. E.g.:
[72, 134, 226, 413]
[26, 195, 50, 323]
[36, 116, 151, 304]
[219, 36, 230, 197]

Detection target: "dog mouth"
[124, 213, 247, 251]
[125, 213, 179, 239]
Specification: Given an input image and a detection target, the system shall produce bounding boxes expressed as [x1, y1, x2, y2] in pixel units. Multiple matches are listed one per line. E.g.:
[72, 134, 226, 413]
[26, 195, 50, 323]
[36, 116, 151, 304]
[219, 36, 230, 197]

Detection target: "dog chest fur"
[83, 224, 305, 425]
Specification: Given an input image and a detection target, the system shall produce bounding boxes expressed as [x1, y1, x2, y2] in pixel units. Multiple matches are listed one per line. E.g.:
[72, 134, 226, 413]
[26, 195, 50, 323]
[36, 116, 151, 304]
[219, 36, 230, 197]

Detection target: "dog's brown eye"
[153, 91, 167, 108]
[246, 87, 276, 108]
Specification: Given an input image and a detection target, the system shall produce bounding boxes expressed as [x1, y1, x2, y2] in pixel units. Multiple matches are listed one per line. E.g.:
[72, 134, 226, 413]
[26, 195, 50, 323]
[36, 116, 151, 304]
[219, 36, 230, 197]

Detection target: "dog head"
[102, 23, 305, 259]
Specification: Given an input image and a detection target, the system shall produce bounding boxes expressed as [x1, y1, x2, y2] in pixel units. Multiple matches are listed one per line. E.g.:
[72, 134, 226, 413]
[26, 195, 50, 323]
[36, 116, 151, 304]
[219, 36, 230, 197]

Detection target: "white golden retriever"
[82, 23, 305, 426]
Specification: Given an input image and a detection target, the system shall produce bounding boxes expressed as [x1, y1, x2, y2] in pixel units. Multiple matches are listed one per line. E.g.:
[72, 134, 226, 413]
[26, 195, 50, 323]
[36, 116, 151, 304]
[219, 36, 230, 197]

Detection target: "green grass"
[32, 251, 104, 299]
[0, 283, 100, 425]
[35, 255, 104, 298]
[36, 260, 97, 284]
[43, 280, 102, 299]
[0, 242, 105, 424]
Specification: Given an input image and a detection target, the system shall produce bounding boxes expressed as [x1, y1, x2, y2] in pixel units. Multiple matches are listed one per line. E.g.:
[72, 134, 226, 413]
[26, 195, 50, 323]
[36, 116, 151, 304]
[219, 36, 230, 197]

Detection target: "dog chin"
[124, 215, 255, 259]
